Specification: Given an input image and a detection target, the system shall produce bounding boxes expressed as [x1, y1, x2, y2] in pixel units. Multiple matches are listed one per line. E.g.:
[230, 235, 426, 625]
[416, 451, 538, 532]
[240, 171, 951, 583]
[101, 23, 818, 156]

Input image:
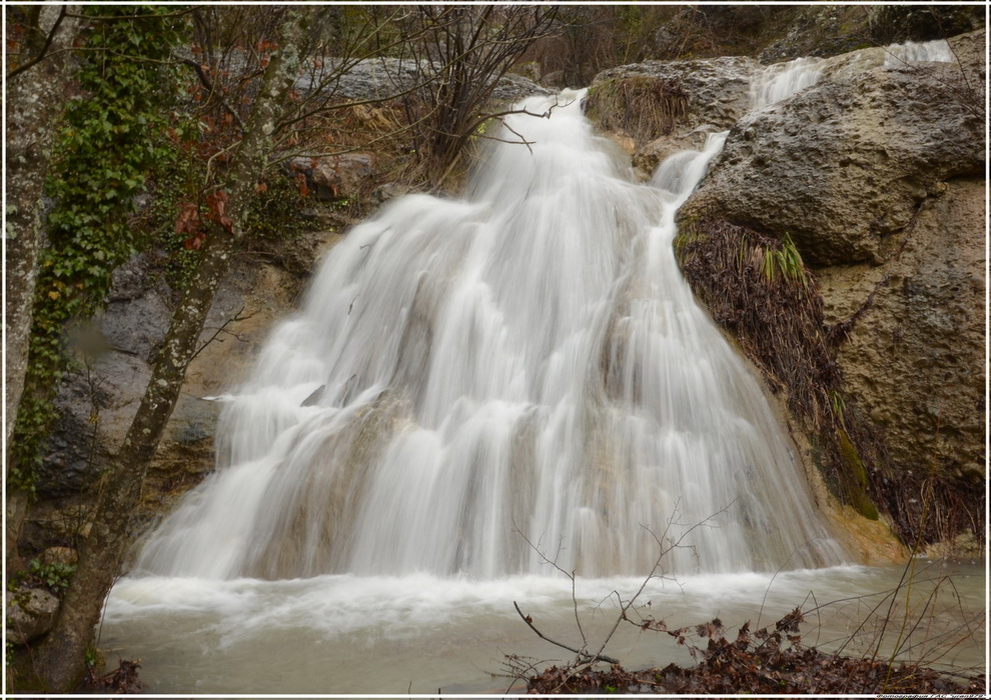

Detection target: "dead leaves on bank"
[85, 658, 143, 694]
[521, 608, 982, 695]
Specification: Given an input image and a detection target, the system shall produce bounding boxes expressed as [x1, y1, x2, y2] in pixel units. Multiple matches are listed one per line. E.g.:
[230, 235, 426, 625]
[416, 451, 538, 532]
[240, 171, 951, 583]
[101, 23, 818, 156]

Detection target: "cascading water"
[135, 79, 847, 582]
[133, 40, 955, 583]
[101, 39, 984, 694]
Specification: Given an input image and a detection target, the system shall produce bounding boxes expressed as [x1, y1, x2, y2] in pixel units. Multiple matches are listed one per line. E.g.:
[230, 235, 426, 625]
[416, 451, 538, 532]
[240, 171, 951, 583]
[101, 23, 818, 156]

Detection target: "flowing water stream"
[101, 40, 983, 693]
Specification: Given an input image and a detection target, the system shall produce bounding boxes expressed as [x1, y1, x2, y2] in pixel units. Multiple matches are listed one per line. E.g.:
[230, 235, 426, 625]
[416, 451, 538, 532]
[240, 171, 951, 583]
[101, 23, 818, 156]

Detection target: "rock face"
[587, 57, 758, 177]
[591, 56, 759, 132]
[299, 57, 548, 103]
[673, 30, 986, 544]
[29, 233, 340, 540]
[817, 178, 985, 485]
[695, 55, 984, 266]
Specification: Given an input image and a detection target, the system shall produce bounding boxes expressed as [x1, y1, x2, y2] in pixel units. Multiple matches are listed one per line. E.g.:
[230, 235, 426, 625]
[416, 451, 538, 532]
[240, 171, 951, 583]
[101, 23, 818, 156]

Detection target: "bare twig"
[6, 6, 67, 80]
[180, 58, 248, 133]
[512, 602, 620, 665]
[189, 307, 256, 363]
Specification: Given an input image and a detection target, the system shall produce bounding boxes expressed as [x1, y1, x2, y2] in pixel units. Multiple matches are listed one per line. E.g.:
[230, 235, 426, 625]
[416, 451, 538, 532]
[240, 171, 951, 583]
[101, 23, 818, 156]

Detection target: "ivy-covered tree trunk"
[29, 9, 311, 692]
[4, 6, 80, 565]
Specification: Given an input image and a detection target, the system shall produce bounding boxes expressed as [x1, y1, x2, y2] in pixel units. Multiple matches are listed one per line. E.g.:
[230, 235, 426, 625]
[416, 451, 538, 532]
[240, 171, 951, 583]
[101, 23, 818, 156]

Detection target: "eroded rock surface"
[818, 178, 985, 486]
[694, 54, 983, 266]
[592, 56, 759, 132]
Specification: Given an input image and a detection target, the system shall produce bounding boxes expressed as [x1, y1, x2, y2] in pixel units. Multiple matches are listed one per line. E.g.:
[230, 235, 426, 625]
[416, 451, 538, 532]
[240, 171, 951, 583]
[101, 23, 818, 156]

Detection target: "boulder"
[677, 31, 986, 543]
[689, 50, 983, 266]
[490, 72, 552, 102]
[591, 57, 759, 132]
[6, 587, 59, 644]
[298, 57, 549, 105]
[290, 153, 376, 202]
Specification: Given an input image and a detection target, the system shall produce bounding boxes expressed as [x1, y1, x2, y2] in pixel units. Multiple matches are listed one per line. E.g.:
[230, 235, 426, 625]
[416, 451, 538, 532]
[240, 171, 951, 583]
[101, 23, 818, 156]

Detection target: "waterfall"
[134, 70, 863, 582]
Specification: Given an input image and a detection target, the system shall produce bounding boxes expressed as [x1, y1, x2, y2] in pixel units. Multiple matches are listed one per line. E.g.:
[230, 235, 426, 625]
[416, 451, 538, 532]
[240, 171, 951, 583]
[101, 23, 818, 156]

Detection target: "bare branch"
[6, 6, 67, 80]
[512, 602, 620, 665]
[180, 58, 248, 133]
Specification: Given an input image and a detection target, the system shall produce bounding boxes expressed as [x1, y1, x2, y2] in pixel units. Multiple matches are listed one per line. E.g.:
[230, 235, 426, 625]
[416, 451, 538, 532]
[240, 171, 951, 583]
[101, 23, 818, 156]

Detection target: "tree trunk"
[4, 5, 81, 571]
[28, 9, 311, 692]
[4, 5, 80, 462]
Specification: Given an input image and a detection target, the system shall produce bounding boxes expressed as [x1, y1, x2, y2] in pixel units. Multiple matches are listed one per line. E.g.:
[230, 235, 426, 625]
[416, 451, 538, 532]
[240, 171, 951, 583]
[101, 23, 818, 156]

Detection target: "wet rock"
[690, 43, 984, 266]
[678, 31, 986, 526]
[6, 587, 59, 644]
[632, 129, 713, 180]
[818, 178, 985, 486]
[35, 378, 110, 498]
[34, 238, 331, 514]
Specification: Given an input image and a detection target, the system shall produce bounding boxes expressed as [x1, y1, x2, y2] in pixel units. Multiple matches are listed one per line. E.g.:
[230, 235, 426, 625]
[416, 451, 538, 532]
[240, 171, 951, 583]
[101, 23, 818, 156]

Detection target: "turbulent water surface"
[102, 561, 983, 693]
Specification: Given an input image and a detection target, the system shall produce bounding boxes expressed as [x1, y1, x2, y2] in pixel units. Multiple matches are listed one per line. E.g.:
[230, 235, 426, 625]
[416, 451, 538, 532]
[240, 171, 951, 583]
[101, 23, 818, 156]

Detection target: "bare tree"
[398, 5, 559, 186]
[29, 9, 317, 690]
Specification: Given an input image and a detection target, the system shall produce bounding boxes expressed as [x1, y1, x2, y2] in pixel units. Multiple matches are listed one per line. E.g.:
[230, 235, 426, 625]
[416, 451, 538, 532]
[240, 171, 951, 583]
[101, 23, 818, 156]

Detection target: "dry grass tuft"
[585, 76, 689, 146]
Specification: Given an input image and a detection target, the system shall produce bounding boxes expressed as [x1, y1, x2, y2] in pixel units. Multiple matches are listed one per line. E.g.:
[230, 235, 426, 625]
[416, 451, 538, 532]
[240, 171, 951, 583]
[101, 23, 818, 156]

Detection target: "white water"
[101, 561, 984, 693]
[103, 39, 978, 693]
[134, 84, 842, 580]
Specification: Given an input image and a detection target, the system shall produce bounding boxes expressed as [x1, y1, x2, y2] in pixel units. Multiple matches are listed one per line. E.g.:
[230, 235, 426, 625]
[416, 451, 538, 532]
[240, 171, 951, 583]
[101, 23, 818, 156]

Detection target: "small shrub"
[28, 558, 76, 597]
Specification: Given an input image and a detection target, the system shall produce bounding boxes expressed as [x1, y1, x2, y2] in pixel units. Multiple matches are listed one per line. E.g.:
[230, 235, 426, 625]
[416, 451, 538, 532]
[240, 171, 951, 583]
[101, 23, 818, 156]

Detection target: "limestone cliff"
[622, 30, 986, 551]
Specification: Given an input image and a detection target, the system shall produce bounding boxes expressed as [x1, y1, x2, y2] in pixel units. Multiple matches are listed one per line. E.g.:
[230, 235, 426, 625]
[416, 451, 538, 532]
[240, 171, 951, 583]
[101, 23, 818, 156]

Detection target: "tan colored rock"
[697, 53, 984, 266]
[590, 56, 759, 133]
[677, 32, 986, 545]
[818, 178, 985, 486]
[40, 546, 78, 566]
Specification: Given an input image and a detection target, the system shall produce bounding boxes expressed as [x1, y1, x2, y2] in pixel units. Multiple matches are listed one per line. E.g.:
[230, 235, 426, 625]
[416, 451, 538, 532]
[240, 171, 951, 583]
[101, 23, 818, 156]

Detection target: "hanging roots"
[672, 216, 979, 546]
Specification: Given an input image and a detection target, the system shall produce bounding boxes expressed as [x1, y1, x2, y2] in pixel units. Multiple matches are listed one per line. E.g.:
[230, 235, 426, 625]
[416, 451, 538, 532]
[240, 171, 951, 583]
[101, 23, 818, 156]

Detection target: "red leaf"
[175, 201, 199, 236]
[206, 189, 228, 221]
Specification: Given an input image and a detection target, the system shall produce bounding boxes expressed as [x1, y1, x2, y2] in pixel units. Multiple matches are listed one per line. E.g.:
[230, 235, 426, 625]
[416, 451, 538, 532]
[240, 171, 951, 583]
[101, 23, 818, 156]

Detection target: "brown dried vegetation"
[673, 216, 983, 548]
[675, 218, 880, 517]
[585, 77, 689, 148]
[520, 608, 983, 695]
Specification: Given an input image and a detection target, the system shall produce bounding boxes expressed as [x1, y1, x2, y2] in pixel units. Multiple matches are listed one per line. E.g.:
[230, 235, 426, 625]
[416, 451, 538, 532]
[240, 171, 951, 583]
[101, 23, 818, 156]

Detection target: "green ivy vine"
[9, 6, 187, 493]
